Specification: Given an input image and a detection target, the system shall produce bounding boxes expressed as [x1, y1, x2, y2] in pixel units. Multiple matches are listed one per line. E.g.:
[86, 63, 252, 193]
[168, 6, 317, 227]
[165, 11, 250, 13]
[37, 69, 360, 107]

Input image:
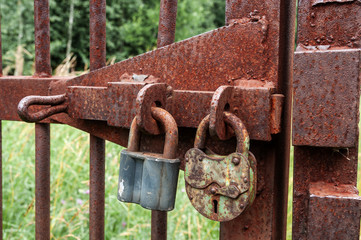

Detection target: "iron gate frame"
[2, 0, 358, 239]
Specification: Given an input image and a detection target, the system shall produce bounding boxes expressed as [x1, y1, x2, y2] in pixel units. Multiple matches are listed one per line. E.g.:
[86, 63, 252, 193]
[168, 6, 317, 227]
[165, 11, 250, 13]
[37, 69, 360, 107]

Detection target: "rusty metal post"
[34, 0, 51, 77]
[89, 1, 106, 239]
[34, 1, 51, 239]
[150, 1, 178, 239]
[35, 123, 50, 240]
[157, 0, 178, 48]
[220, 0, 296, 239]
[292, 1, 361, 239]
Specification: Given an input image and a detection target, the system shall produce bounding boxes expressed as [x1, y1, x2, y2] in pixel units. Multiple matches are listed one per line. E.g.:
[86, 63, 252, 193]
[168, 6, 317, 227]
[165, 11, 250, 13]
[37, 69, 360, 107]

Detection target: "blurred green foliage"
[1, 0, 225, 75]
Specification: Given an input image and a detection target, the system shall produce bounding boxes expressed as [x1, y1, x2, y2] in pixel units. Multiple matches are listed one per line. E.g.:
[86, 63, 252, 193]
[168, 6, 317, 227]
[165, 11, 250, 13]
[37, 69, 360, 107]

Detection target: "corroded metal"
[64, 85, 281, 141]
[17, 94, 67, 122]
[51, 18, 271, 91]
[185, 112, 256, 222]
[34, 0, 51, 77]
[118, 107, 180, 210]
[89, 0, 107, 239]
[307, 182, 361, 239]
[292, 0, 361, 239]
[209, 86, 234, 140]
[136, 83, 169, 135]
[293, 49, 361, 147]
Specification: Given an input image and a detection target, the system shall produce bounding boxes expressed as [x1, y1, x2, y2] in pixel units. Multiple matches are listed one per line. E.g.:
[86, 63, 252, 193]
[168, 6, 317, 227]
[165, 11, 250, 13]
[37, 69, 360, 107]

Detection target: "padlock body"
[184, 148, 256, 222]
[117, 150, 180, 211]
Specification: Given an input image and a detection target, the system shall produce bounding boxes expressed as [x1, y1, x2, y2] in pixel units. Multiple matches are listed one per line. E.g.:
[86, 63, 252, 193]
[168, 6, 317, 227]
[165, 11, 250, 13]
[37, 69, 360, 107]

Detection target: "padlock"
[117, 107, 180, 211]
[184, 112, 257, 222]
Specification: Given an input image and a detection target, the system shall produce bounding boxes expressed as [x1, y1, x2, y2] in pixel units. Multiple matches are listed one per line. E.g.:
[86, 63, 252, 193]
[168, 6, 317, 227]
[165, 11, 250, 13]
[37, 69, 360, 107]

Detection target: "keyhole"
[213, 200, 218, 214]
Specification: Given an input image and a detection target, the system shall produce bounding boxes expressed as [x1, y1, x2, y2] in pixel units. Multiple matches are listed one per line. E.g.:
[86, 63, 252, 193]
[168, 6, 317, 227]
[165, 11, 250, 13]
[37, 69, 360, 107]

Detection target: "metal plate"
[293, 49, 361, 147]
[307, 181, 361, 240]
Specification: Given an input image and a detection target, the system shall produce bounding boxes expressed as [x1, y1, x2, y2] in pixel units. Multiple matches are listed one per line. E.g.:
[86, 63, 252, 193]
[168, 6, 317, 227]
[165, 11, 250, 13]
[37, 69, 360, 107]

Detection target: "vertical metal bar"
[150, 1, 178, 239]
[292, 1, 361, 239]
[34, 1, 51, 239]
[35, 124, 50, 240]
[89, 136, 105, 240]
[89, 1, 106, 239]
[220, 0, 295, 239]
[89, 0, 106, 72]
[34, 0, 51, 77]
[157, 0, 178, 48]
[273, 0, 296, 238]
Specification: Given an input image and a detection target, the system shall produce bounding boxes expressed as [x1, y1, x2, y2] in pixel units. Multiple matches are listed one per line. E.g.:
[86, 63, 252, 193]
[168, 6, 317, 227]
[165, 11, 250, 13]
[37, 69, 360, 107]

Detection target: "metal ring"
[17, 94, 67, 122]
[194, 112, 249, 153]
[128, 107, 178, 159]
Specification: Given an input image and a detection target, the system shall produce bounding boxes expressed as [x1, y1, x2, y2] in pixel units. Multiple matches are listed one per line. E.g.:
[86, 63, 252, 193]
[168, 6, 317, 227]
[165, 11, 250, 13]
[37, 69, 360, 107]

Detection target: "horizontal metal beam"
[66, 83, 282, 141]
[0, 76, 72, 121]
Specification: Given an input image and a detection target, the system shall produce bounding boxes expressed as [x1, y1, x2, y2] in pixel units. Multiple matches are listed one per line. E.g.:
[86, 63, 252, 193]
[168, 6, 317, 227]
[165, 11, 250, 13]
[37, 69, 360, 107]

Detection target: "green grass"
[1, 121, 219, 239]
[1, 121, 327, 239]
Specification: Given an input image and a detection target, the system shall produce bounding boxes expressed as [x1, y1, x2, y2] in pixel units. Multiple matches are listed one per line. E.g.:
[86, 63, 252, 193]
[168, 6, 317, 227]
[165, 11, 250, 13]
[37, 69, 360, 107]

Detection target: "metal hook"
[17, 94, 67, 122]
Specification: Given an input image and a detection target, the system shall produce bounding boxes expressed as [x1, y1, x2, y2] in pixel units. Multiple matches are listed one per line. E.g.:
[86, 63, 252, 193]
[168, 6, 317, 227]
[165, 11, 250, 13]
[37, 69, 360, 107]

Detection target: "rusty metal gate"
[0, 0, 360, 239]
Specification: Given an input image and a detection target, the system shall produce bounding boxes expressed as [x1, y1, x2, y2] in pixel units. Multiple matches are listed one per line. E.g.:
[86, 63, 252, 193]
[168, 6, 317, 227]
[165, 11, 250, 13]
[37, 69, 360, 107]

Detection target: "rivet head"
[240, 203, 245, 209]
[197, 155, 203, 161]
[185, 157, 189, 162]
[232, 157, 240, 165]
[210, 187, 217, 195]
[244, 178, 248, 183]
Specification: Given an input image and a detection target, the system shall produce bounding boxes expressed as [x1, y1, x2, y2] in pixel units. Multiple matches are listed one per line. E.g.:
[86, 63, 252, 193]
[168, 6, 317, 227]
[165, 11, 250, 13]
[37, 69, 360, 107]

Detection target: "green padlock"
[184, 112, 257, 222]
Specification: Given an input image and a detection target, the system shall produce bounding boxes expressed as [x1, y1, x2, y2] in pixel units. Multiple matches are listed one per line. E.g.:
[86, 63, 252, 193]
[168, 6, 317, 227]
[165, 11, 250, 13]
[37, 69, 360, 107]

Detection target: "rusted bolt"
[210, 187, 217, 195]
[244, 225, 249, 230]
[232, 157, 240, 165]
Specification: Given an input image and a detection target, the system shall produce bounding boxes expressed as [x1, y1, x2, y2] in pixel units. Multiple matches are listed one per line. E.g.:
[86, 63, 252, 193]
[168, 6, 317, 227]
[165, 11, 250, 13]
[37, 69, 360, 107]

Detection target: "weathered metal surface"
[232, 87, 274, 141]
[307, 181, 361, 240]
[17, 94, 67, 123]
[34, 0, 51, 77]
[270, 94, 284, 134]
[312, 0, 358, 5]
[62, 85, 280, 141]
[136, 83, 168, 135]
[118, 107, 179, 210]
[209, 86, 234, 140]
[89, 1, 107, 239]
[225, 0, 280, 88]
[0, 77, 71, 121]
[298, 0, 360, 48]
[34, 1, 52, 239]
[51, 19, 270, 92]
[220, 0, 296, 239]
[293, 147, 359, 239]
[185, 112, 256, 222]
[157, 0, 178, 48]
[152, 1, 178, 235]
[89, 135, 105, 240]
[293, 0, 361, 237]
[35, 123, 50, 240]
[293, 49, 361, 147]
[89, 0, 106, 72]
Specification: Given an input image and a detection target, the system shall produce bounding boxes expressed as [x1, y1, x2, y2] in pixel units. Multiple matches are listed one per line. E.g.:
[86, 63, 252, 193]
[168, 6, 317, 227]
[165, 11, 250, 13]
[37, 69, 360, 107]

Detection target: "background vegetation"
[1, 0, 225, 76]
[0, 0, 306, 239]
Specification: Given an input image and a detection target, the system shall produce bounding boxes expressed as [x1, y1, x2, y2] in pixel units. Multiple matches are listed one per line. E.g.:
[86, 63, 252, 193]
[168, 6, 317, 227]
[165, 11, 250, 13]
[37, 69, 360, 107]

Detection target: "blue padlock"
[117, 107, 180, 211]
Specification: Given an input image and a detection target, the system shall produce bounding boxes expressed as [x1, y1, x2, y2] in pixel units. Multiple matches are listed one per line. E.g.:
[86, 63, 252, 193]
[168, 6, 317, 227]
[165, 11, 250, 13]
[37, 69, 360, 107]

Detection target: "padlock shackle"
[194, 112, 249, 153]
[151, 107, 178, 159]
[127, 107, 178, 159]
